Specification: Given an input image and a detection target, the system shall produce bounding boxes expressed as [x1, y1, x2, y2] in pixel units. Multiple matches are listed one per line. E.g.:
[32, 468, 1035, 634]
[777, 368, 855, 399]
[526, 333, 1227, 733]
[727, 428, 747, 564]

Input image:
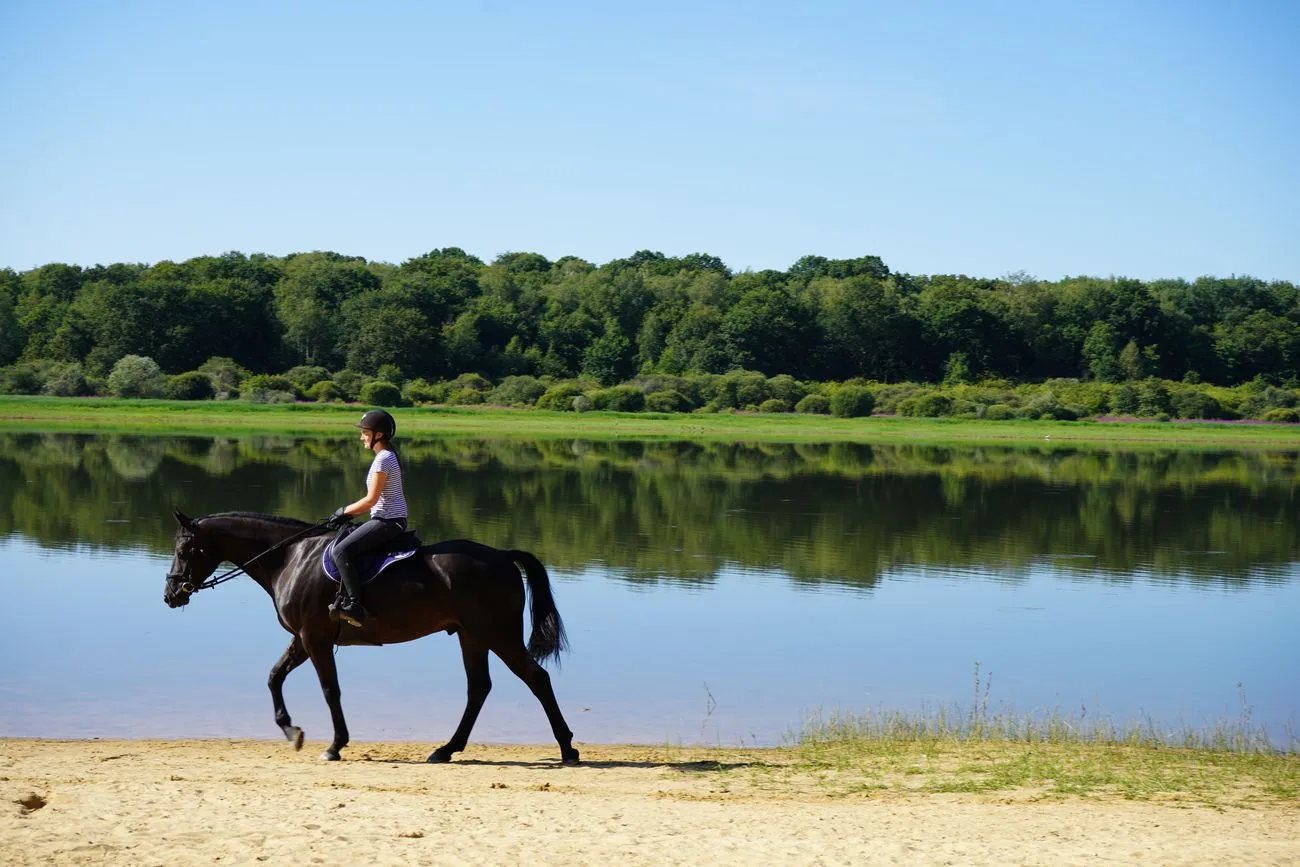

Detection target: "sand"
[1, 739, 1296, 866]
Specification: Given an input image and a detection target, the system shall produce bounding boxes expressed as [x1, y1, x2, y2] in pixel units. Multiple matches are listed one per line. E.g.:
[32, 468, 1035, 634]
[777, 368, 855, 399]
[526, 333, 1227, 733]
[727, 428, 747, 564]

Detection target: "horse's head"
[164, 510, 221, 608]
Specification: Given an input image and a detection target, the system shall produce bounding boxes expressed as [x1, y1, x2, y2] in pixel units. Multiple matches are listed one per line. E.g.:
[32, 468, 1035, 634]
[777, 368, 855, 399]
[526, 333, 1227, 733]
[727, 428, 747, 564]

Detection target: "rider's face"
[360, 428, 377, 448]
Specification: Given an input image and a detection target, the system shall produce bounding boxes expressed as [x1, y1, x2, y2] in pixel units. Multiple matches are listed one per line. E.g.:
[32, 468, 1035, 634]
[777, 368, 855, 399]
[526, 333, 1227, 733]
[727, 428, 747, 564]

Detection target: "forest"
[1, 249, 1298, 419]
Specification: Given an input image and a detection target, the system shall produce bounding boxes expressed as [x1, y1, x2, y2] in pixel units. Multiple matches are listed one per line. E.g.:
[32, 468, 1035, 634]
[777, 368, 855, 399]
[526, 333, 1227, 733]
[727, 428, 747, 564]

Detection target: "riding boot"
[328, 557, 367, 627]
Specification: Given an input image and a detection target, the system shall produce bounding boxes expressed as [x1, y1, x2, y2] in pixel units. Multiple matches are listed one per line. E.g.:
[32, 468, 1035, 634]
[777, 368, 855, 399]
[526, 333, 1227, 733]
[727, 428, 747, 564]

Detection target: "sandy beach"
[1, 739, 1296, 866]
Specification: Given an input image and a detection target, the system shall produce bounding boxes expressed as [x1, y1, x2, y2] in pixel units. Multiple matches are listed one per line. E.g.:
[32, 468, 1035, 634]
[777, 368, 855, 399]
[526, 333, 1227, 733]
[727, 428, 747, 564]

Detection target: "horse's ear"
[173, 510, 196, 530]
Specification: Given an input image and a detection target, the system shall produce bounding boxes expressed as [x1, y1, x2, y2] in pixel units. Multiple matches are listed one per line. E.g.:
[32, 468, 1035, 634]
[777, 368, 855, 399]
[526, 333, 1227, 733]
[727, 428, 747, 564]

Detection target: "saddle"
[322, 525, 423, 586]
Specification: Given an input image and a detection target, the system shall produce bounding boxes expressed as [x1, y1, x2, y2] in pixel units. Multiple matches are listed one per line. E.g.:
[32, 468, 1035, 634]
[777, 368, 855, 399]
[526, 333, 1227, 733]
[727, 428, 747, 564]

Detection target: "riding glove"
[326, 507, 350, 528]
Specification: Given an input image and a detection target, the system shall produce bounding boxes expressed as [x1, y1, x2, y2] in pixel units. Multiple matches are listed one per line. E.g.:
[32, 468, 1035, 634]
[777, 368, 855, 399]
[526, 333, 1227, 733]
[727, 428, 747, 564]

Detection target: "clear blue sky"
[2, 0, 1297, 281]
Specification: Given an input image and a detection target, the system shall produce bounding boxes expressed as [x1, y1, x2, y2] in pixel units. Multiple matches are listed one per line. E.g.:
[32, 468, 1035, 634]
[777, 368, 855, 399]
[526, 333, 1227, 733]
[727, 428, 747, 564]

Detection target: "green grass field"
[2, 395, 1299, 446]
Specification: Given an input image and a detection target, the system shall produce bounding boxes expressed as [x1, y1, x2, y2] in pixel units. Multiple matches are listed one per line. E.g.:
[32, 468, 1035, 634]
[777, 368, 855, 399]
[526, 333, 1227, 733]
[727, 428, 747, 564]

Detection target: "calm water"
[0, 433, 1296, 747]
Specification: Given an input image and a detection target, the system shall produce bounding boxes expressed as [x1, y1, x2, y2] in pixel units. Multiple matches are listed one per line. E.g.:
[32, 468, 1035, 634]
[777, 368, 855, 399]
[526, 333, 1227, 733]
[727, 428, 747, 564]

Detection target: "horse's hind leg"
[493, 641, 580, 765]
[427, 634, 492, 764]
[269, 638, 309, 750]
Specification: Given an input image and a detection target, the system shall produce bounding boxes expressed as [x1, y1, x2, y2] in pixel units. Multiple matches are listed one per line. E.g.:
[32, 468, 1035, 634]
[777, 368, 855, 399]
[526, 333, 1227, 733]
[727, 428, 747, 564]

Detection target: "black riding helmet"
[355, 409, 396, 447]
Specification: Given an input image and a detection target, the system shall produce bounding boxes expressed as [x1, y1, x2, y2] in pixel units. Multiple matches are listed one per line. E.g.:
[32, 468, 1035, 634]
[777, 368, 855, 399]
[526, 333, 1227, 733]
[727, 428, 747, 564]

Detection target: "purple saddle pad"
[322, 539, 419, 585]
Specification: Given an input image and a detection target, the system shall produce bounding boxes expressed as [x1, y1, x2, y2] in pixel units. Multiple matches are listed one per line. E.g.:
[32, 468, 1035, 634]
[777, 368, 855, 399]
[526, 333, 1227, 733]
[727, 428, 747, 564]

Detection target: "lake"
[0, 433, 1296, 748]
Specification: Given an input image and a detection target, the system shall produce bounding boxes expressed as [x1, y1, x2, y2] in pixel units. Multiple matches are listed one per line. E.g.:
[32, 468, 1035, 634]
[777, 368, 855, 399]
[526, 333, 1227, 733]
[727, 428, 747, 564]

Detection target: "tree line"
[2, 248, 1297, 390]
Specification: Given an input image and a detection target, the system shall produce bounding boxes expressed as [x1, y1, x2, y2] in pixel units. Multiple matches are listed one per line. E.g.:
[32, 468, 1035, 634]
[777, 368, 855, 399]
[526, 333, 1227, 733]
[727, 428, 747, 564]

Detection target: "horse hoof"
[284, 727, 304, 751]
[320, 750, 341, 762]
[562, 750, 581, 766]
[426, 750, 452, 764]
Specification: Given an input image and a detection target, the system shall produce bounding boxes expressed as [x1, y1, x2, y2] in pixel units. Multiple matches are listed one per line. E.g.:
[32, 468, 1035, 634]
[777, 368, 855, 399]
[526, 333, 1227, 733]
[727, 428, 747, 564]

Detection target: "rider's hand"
[325, 507, 350, 528]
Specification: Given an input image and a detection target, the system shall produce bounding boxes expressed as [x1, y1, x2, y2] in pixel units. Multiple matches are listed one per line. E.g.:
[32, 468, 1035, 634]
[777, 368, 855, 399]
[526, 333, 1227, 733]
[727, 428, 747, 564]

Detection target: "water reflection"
[0, 433, 1296, 587]
[0, 434, 1296, 746]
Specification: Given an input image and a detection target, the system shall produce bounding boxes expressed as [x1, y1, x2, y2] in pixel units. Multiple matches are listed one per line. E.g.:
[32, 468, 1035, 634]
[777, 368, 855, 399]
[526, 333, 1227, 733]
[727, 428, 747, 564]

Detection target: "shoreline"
[3, 739, 1296, 866]
[3, 395, 1299, 447]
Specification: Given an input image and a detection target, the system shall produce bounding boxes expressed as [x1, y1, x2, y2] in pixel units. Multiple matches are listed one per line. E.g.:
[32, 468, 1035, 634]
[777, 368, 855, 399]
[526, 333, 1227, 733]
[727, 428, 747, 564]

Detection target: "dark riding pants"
[334, 517, 406, 574]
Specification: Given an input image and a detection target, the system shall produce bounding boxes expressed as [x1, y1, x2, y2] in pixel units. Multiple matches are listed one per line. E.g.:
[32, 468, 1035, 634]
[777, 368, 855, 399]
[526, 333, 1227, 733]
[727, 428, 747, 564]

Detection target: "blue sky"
[2, 0, 1297, 281]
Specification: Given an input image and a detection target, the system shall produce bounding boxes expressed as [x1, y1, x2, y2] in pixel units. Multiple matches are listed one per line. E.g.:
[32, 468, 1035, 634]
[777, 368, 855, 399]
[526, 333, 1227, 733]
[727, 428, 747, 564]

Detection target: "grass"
[780, 668, 1299, 806]
[3, 395, 1300, 447]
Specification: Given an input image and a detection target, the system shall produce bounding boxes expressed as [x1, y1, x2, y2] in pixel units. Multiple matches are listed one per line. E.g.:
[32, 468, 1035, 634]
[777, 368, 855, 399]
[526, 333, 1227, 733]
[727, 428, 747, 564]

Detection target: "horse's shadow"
[357, 756, 762, 772]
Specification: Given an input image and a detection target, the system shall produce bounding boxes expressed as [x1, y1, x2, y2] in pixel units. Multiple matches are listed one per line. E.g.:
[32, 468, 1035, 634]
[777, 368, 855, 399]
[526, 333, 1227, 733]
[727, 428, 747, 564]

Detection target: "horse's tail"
[510, 549, 568, 667]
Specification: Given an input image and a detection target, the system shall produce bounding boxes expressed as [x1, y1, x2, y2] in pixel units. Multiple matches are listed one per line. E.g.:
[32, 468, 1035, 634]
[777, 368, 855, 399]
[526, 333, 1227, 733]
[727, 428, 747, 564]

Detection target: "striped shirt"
[367, 449, 408, 520]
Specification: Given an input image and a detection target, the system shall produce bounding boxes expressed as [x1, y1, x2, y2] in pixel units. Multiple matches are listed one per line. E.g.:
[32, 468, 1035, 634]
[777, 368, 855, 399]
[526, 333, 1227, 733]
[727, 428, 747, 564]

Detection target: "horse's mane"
[199, 511, 331, 535]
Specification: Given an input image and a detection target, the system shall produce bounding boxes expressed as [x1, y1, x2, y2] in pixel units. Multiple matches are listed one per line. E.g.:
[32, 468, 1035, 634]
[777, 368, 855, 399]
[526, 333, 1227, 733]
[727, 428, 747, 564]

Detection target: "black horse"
[163, 510, 579, 765]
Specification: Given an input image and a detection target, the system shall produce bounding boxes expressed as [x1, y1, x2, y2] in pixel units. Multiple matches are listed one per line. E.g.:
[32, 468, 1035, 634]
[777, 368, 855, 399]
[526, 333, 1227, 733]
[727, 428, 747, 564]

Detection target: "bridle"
[169, 520, 332, 594]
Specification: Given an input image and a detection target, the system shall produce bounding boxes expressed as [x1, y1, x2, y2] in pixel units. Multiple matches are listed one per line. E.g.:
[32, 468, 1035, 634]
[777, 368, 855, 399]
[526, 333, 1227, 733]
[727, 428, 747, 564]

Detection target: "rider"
[326, 409, 407, 627]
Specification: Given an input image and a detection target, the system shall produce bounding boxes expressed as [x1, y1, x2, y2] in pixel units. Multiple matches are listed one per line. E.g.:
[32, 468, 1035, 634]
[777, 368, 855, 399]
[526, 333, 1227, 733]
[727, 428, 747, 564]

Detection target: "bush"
[360, 380, 404, 407]
[590, 385, 645, 412]
[489, 375, 547, 406]
[1018, 393, 1079, 421]
[108, 355, 166, 398]
[198, 356, 248, 399]
[830, 385, 876, 418]
[240, 374, 297, 400]
[285, 365, 330, 391]
[448, 388, 485, 405]
[794, 393, 831, 414]
[537, 383, 585, 411]
[1171, 389, 1226, 420]
[1261, 407, 1300, 423]
[306, 380, 343, 402]
[899, 392, 951, 418]
[0, 363, 43, 395]
[766, 374, 808, 406]
[1111, 383, 1139, 415]
[331, 370, 369, 402]
[43, 362, 90, 397]
[1136, 379, 1173, 417]
[758, 398, 791, 413]
[164, 371, 215, 401]
[572, 394, 593, 412]
[645, 389, 690, 413]
[984, 403, 1015, 420]
[402, 378, 439, 404]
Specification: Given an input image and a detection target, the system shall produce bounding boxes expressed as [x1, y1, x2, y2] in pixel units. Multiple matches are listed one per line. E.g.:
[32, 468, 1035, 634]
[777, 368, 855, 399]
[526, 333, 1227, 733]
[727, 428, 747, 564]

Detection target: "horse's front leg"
[269, 637, 308, 750]
[304, 635, 350, 761]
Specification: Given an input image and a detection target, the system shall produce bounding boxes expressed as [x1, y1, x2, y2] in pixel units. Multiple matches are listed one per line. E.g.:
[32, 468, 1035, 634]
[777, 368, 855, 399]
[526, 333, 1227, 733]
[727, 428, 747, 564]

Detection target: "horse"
[162, 510, 580, 765]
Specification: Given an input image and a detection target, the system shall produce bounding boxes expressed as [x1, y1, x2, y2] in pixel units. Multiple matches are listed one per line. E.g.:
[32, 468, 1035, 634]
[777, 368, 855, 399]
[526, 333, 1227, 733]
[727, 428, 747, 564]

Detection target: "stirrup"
[329, 598, 365, 627]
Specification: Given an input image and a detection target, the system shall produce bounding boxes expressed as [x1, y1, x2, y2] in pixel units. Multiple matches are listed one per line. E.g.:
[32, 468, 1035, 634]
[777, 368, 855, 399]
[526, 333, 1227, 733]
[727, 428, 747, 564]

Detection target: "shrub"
[331, 370, 369, 402]
[984, 403, 1015, 420]
[448, 388, 485, 405]
[489, 375, 547, 406]
[1261, 407, 1300, 423]
[795, 393, 831, 414]
[376, 364, 405, 387]
[0, 363, 43, 395]
[1111, 383, 1139, 415]
[402, 378, 439, 404]
[306, 380, 343, 402]
[645, 389, 690, 413]
[1136, 379, 1173, 417]
[285, 365, 330, 391]
[198, 356, 248, 399]
[1171, 389, 1226, 420]
[899, 392, 951, 418]
[240, 374, 298, 401]
[766, 374, 808, 406]
[830, 386, 876, 418]
[572, 394, 593, 412]
[1018, 393, 1079, 421]
[590, 385, 645, 412]
[758, 398, 791, 413]
[108, 355, 166, 398]
[360, 380, 404, 407]
[537, 383, 585, 411]
[43, 362, 90, 397]
[164, 371, 215, 401]
[1239, 385, 1298, 419]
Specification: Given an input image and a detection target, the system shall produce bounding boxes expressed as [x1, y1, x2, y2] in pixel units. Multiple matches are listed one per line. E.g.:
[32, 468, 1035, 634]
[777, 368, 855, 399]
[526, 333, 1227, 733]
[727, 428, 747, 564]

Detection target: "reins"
[176, 519, 333, 593]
